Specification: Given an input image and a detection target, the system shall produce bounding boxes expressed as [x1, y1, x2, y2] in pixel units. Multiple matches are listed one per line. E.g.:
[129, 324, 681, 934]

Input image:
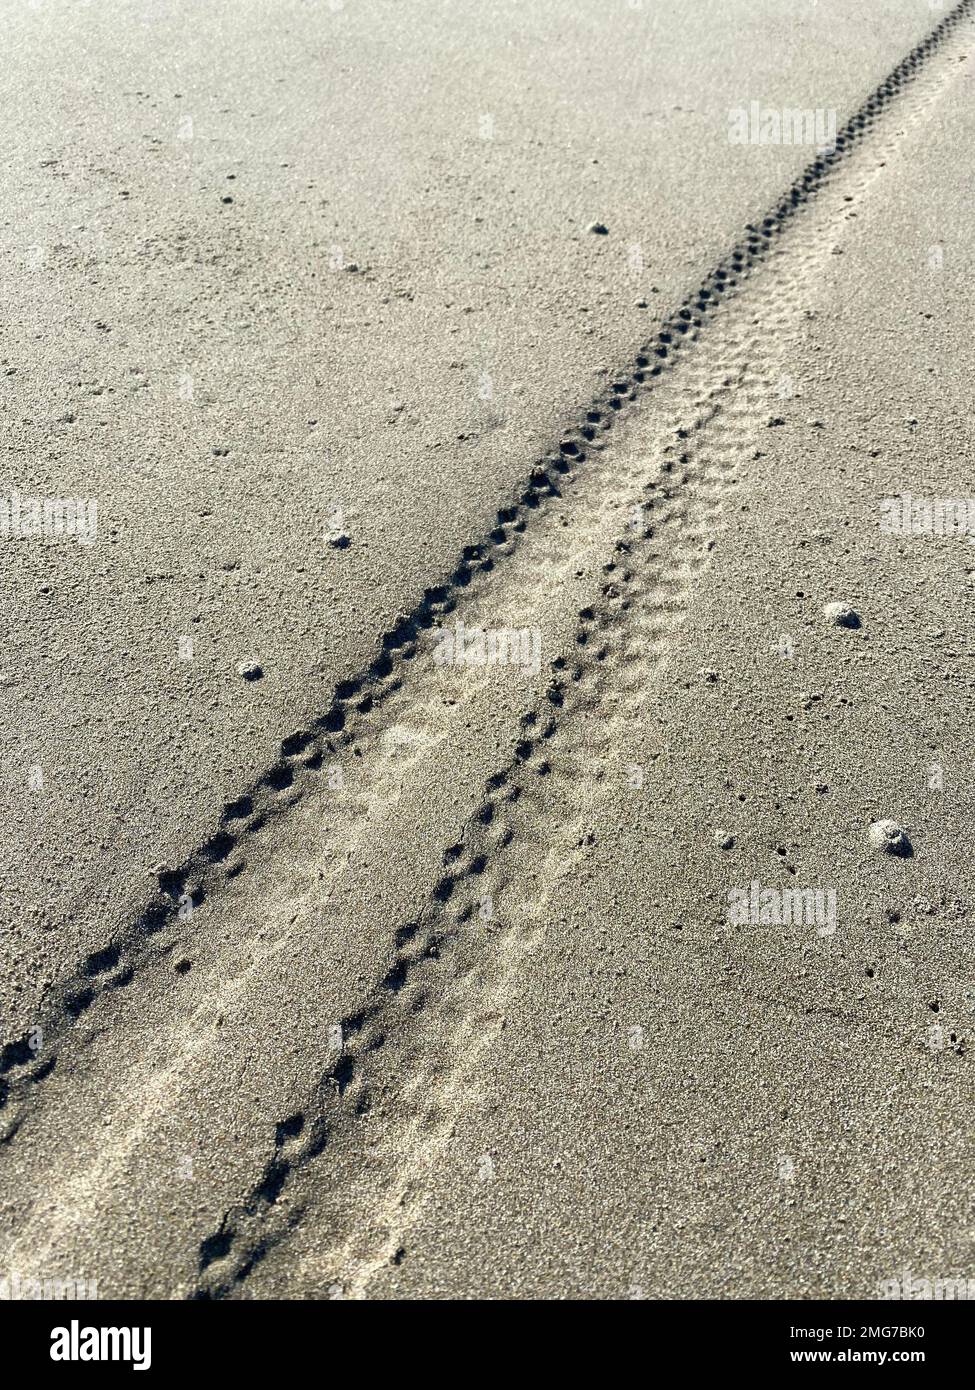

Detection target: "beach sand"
[1, 0, 974, 1299]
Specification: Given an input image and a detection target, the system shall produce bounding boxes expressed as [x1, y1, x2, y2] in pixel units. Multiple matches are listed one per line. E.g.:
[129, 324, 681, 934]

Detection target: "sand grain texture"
[1, 0, 974, 1300]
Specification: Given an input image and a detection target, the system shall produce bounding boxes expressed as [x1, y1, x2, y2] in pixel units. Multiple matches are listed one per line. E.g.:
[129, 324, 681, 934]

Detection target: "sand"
[1, 0, 974, 1300]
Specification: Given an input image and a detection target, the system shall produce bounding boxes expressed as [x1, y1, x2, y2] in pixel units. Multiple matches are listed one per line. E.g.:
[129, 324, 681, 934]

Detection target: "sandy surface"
[2, 0, 974, 1300]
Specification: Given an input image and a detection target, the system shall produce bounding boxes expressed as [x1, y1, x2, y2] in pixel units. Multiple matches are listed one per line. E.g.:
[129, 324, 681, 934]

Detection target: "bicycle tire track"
[2, 0, 969, 1124]
[184, 9, 975, 1289]
[0, 0, 972, 1300]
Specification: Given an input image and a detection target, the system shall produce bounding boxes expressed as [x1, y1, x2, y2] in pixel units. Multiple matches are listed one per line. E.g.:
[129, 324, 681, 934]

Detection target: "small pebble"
[868, 819, 912, 856]
[237, 661, 263, 681]
[823, 601, 861, 629]
[714, 829, 735, 850]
